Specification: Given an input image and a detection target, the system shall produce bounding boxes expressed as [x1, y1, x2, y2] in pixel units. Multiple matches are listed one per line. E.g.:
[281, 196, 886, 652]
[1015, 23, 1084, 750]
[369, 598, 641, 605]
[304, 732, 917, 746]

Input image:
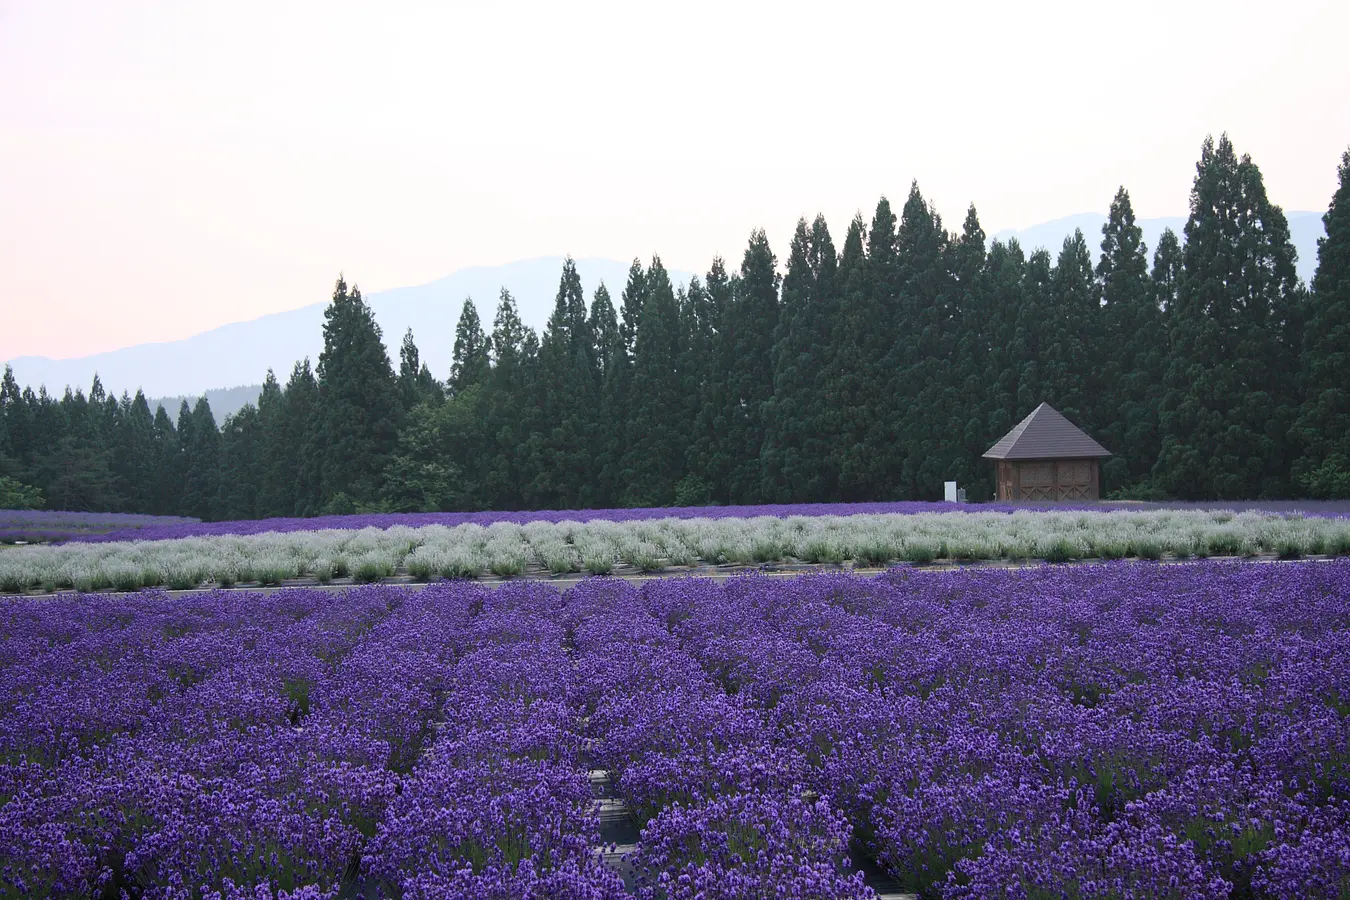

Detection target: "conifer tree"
[590, 283, 622, 383]
[1043, 229, 1095, 422]
[1012, 248, 1056, 417]
[824, 215, 873, 500]
[286, 359, 321, 516]
[763, 214, 838, 502]
[397, 328, 441, 410]
[951, 205, 994, 497]
[619, 259, 647, 360]
[1097, 188, 1164, 491]
[589, 282, 626, 506]
[254, 370, 291, 518]
[1151, 229, 1183, 313]
[621, 257, 685, 506]
[150, 404, 180, 515]
[981, 239, 1029, 452]
[1156, 135, 1303, 498]
[1295, 147, 1350, 497]
[673, 275, 717, 505]
[216, 404, 260, 520]
[534, 257, 600, 507]
[892, 184, 953, 499]
[0, 366, 34, 490]
[113, 390, 156, 512]
[181, 397, 220, 520]
[308, 276, 401, 511]
[687, 258, 736, 504]
[723, 231, 780, 504]
[449, 298, 492, 396]
[481, 288, 534, 509]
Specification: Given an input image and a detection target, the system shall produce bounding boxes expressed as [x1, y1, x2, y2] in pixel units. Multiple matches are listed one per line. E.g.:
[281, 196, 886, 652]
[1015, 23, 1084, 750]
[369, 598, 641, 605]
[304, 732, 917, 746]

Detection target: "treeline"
[2, 135, 1348, 518]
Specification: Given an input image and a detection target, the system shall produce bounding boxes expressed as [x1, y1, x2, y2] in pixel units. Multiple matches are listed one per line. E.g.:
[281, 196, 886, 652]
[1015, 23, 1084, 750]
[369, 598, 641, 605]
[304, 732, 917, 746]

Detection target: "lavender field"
[0, 510, 199, 545]
[2, 561, 1348, 898]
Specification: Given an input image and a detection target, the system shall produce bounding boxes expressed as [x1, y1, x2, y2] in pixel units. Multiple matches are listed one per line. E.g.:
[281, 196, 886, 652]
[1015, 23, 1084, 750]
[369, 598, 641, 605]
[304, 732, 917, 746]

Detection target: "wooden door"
[1057, 460, 1092, 501]
[1017, 461, 1056, 501]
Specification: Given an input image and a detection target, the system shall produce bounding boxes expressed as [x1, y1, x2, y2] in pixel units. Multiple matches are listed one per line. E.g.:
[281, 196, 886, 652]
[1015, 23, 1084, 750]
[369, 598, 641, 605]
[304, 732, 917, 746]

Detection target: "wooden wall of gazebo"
[993, 457, 1102, 502]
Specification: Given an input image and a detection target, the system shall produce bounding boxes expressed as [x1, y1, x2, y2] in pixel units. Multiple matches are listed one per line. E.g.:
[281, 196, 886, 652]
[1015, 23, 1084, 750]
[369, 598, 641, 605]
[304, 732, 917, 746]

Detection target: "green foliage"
[1295, 147, 1350, 497]
[449, 298, 491, 396]
[305, 276, 401, 513]
[621, 257, 686, 506]
[0, 475, 42, 510]
[1155, 134, 1304, 499]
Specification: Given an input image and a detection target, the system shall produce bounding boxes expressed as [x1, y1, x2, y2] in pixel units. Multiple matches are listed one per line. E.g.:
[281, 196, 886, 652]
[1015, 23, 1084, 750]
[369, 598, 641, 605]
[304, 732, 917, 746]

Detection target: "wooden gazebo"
[983, 403, 1111, 501]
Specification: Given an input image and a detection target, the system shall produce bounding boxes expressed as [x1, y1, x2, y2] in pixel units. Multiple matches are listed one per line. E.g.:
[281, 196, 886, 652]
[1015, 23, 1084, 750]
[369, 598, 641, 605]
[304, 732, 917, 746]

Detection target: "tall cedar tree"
[481, 289, 533, 510]
[181, 397, 220, 520]
[533, 257, 600, 507]
[254, 370, 291, 517]
[823, 215, 873, 500]
[859, 200, 902, 498]
[619, 259, 646, 359]
[113, 391, 157, 512]
[306, 276, 401, 511]
[150, 405, 180, 515]
[951, 206, 994, 497]
[982, 239, 1029, 458]
[588, 282, 626, 507]
[1097, 188, 1165, 492]
[449, 298, 492, 396]
[0, 367, 29, 479]
[763, 215, 838, 502]
[1155, 135, 1304, 498]
[894, 185, 955, 499]
[673, 275, 718, 505]
[686, 258, 735, 504]
[286, 360, 321, 516]
[621, 257, 685, 506]
[398, 329, 442, 410]
[724, 231, 780, 504]
[1045, 229, 1097, 424]
[1295, 147, 1350, 497]
[216, 404, 260, 520]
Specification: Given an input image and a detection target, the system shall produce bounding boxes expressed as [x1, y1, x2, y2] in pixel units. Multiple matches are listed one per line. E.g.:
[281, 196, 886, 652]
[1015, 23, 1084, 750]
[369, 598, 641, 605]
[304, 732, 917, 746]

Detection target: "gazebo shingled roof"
[982, 402, 1111, 461]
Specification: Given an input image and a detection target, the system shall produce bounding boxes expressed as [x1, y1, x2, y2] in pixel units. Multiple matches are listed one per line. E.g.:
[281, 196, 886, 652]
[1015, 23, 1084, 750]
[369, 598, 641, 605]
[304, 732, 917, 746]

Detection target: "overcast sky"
[2, 0, 1347, 361]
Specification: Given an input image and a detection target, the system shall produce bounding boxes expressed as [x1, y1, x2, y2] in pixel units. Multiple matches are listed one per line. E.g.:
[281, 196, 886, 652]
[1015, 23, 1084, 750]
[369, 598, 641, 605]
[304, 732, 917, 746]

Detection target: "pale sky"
[2, 0, 1347, 361]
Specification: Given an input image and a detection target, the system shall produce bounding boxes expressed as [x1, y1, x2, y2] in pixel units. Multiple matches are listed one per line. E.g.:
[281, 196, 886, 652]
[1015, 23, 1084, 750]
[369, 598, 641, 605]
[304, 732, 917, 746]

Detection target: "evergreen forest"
[3, 135, 1349, 518]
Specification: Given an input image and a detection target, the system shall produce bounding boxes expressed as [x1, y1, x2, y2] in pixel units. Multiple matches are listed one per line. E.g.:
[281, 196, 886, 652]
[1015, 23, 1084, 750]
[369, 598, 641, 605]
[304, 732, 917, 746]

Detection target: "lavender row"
[363, 582, 623, 898]
[641, 564, 1350, 898]
[0, 509, 198, 544]
[0, 585, 477, 898]
[566, 579, 876, 899]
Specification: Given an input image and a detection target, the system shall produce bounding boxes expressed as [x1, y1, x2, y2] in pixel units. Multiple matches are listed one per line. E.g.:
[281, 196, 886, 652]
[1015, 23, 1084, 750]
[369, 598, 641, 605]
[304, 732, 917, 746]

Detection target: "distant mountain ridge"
[8, 257, 691, 400]
[147, 385, 265, 423]
[5, 212, 1326, 402]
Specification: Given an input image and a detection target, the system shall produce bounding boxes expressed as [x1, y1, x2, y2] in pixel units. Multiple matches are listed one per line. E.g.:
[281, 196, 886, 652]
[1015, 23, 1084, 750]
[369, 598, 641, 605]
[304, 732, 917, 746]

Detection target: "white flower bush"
[1, 509, 1348, 593]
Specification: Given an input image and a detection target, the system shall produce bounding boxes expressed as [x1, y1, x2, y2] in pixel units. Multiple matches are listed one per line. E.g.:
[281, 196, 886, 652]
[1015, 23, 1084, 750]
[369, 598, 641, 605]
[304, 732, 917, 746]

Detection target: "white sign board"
[944, 481, 957, 503]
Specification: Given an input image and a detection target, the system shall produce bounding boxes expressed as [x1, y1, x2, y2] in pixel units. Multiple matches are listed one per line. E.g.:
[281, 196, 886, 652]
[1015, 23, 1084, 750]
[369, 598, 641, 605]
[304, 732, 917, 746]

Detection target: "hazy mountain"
[993, 211, 1325, 284]
[147, 384, 265, 423]
[7, 257, 691, 399]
